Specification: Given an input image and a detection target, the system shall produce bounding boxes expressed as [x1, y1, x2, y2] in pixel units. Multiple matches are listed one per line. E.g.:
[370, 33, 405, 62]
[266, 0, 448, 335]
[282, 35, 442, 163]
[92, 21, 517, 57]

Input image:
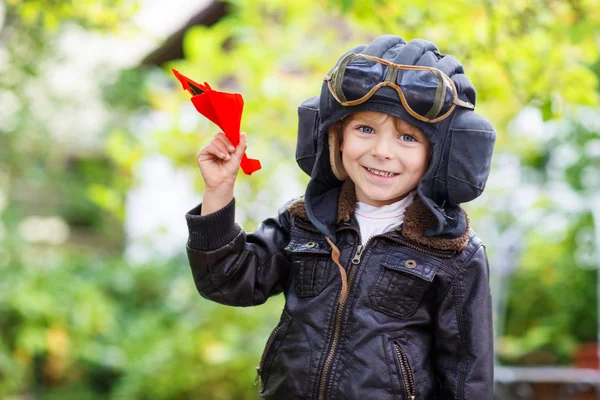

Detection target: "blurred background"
[0, 0, 599, 398]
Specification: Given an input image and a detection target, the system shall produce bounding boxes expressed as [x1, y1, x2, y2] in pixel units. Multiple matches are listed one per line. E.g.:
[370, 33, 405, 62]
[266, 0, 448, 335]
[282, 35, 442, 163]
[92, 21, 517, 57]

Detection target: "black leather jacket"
[186, 182, 493, 400]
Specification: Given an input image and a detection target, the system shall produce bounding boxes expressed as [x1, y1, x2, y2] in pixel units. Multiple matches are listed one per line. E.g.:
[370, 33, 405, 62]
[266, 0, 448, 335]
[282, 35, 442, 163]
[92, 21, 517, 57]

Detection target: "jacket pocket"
[369, 252, 440, 319]
[285, 237, 332, 297]
[256, 309, 292, 392]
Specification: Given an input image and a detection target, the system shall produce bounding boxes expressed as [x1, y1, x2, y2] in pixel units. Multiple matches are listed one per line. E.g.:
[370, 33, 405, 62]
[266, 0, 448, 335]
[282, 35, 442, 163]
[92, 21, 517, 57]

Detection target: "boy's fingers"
[202, 142, 229, 160]
[210, 139, 230, 159]
[214, 132, 235, 152]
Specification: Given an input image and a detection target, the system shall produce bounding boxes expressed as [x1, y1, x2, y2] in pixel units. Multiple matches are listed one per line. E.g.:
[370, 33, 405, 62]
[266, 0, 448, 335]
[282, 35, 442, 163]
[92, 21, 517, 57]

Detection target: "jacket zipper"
[381, 234, 455, 259]
[255, 323, 284, 388]
[351, 245, 364, 264]
[294, 219, 322, 234]
[317, 238, 363, 400]
[302, 224, 450, 399]
[394, 343, 416, 400]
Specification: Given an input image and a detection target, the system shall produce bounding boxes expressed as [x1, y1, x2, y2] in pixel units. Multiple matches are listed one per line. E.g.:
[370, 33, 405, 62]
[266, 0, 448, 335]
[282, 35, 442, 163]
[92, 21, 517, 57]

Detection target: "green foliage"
[100, 68, 151, 112]
[5, 0, 139, 32]
[500, 213, 597, 364]
[496, 109, 600, 364]
[0, 0, 140, 237]
[0, 248, 283, 398]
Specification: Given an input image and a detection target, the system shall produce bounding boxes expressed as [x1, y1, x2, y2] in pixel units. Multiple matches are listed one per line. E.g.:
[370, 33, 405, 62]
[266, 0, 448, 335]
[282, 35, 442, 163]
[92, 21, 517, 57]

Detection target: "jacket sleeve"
[185, 198, 292, 307]
[433, 243, 494, 400]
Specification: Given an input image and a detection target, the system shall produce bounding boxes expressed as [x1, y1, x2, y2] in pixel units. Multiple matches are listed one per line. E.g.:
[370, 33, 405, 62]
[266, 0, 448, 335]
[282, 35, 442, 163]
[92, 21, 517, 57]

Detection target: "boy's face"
[340, 111, 431, 207]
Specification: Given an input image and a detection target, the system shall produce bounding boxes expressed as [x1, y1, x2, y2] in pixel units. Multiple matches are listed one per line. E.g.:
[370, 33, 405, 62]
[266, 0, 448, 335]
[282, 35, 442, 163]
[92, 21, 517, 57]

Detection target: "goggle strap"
[384, 65, 398, 85]
[454, 97, 475, 110]
[424, 70, 446, 120]
[333, 53, 357, 103]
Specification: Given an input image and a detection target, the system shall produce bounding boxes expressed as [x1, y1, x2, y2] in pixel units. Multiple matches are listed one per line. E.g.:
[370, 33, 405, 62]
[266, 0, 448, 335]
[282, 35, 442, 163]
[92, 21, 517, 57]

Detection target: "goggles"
[326, 53, 474, 123]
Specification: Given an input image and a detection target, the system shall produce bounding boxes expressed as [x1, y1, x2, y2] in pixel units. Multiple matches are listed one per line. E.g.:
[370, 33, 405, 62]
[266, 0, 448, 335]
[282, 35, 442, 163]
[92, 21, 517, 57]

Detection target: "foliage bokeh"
[0, 0, 599, 398]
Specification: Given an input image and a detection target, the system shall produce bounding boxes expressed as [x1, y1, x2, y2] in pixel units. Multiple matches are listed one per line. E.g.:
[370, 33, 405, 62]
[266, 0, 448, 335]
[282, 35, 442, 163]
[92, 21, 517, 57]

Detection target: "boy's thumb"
[234, 132, 247, 162]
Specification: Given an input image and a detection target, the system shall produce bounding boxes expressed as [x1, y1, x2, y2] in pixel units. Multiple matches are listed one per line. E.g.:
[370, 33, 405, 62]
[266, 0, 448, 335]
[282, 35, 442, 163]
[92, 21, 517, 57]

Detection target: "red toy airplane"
[172, 68, 261, 175]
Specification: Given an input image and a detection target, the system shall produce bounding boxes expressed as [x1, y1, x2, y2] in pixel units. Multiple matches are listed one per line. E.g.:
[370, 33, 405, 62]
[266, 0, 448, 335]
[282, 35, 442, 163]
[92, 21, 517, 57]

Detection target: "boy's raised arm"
[185, 130, 292, 306]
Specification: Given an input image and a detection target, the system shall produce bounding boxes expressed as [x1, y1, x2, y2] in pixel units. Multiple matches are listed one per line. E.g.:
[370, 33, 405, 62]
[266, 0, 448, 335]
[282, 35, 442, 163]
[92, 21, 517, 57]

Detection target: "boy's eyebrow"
[349, 115, 385, 125]
[396, 121, 424, 137]
[408, 127, 427, 139]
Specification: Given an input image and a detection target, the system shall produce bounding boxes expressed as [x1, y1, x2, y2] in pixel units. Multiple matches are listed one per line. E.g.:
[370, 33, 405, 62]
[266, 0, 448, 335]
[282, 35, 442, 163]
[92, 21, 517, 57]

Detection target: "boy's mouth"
[363, 166, 399, 178]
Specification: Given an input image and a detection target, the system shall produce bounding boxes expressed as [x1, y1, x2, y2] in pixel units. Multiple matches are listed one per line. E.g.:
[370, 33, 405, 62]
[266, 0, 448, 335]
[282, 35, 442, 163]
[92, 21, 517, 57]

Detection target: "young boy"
[186, 35, 496, 399]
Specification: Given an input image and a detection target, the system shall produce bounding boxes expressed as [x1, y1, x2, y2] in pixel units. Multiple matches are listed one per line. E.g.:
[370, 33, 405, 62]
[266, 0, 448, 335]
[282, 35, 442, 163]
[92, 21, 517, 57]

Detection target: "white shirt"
[354, 191, 417, 246]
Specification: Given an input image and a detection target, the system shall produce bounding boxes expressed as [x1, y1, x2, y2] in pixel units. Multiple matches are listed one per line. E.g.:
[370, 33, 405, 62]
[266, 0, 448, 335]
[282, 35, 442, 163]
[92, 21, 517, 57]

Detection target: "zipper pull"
[351, 245, 364, 264]
[254, 366, 261, 386]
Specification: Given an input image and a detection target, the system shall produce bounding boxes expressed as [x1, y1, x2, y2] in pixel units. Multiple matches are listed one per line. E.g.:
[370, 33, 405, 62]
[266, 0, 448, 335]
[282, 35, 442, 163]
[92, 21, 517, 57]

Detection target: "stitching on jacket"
[435, 240, 480, 303]
[208, 247, 287, 305]
[295, 312, 314, 390]
[433, 243, 483, 395]
[454, 243, 484, 399]
[200, 250, 221, 297]
[436, 360, 461, 371]
[206, 245, 236, 302]
[453, 278, 468, 400]
[255, 248, 289, 305]
[224, 249, 250, 280]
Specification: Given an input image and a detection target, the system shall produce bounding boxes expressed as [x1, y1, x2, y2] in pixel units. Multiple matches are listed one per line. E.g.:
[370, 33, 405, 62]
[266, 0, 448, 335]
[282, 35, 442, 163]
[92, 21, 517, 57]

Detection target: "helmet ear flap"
[328, 124, 348, 181]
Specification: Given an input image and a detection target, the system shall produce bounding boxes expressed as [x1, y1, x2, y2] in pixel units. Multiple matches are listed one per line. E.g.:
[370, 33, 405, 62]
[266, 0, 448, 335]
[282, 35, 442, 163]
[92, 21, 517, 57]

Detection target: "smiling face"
[339, 111, 431, 207]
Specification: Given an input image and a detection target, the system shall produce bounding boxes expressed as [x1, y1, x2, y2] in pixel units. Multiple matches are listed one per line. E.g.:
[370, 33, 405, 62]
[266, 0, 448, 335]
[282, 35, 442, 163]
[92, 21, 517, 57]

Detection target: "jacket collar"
[288, 180, 471, 252]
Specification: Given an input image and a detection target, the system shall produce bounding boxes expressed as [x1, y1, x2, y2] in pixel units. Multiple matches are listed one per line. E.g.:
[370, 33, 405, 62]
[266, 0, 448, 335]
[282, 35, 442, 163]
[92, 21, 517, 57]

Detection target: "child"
[186, 35, 495, 399]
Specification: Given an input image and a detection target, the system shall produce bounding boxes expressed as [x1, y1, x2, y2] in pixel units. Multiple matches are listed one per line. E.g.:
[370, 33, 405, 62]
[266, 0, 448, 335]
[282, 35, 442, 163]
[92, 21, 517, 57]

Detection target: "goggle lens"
[329, 54, 470, 123]
[397, 69, 455, 118]
[340, 58, 386, 101]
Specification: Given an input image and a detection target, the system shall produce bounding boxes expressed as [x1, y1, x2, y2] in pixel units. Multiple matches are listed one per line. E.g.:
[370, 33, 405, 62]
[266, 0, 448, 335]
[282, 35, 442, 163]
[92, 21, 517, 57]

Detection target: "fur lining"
[337, 180, 357, 223]
[287, 197, 309, 220]
[287, 180, 356, 223]
[287, 180, 471, 252]
[401, 196, 471, 251]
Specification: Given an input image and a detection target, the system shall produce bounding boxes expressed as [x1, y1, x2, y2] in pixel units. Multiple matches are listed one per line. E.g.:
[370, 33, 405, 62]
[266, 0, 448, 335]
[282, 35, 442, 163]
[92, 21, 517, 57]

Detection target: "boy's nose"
[371, 135, 394, 160]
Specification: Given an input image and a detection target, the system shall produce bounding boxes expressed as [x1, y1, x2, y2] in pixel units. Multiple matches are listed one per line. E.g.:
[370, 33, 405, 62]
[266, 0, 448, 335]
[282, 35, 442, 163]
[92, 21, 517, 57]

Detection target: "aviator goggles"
[326, 53, 474, 123]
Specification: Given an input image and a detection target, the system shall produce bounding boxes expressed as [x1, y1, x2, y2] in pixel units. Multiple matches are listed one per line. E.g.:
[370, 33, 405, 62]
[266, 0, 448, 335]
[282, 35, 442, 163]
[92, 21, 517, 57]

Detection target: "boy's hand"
[197, 132, 247, 192]
[197, 132, 247, 216]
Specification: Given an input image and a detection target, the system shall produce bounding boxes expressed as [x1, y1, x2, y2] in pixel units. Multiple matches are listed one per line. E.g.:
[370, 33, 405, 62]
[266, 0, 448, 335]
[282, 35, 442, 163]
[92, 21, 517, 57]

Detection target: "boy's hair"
[327, 117, 352, 181]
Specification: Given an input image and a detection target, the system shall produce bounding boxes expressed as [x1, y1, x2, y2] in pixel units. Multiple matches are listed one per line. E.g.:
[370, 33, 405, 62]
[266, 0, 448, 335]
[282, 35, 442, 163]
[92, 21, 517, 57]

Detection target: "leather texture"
[186, 197, 494, 400]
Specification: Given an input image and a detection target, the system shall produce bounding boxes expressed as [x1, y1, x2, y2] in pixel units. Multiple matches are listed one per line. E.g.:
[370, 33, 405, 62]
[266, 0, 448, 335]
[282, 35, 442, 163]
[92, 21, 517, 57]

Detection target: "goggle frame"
[326, 53, 474, 123]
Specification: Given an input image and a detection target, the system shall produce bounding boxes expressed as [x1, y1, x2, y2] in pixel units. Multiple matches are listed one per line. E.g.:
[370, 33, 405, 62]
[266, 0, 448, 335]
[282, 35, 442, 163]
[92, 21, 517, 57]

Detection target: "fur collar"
[287, 180, 470, 252]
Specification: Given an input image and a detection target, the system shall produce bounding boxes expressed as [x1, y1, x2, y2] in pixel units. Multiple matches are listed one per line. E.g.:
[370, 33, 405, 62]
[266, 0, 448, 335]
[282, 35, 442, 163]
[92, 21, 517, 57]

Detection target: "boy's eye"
[357, 125, 374, 134]
[400, 134, 416, 142]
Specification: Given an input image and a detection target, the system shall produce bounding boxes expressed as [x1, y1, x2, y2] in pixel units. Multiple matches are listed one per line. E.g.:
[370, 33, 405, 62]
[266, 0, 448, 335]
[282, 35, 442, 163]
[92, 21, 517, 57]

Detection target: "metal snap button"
[405, 259, 417, 269]
[306, 242, 317, 248]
